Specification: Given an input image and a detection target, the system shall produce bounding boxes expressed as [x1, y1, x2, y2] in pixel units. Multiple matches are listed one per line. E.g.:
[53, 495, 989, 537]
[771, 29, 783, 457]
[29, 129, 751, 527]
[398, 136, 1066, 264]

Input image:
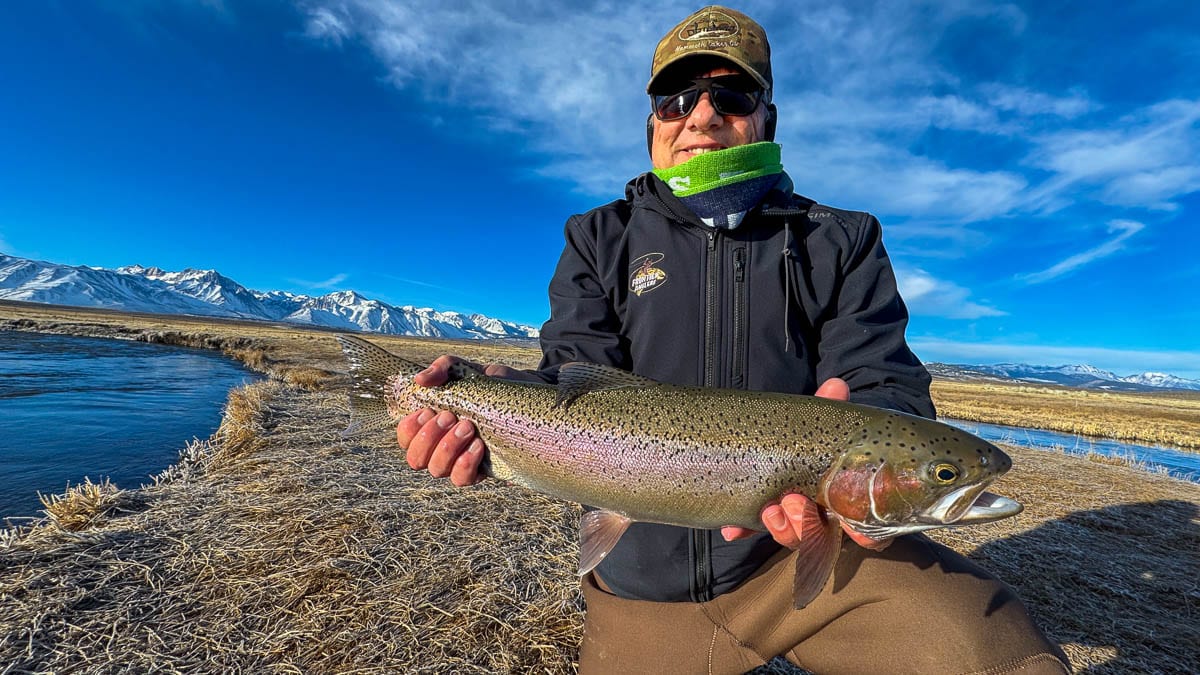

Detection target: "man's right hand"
[396, 355, 539, 487]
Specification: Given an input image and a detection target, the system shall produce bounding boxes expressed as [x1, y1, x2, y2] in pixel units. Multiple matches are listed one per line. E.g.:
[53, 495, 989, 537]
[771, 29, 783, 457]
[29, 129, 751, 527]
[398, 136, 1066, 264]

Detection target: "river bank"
[0, 331, 262, 519]
[1, 301, 1198, 672]
[932, 378, 1200, 451]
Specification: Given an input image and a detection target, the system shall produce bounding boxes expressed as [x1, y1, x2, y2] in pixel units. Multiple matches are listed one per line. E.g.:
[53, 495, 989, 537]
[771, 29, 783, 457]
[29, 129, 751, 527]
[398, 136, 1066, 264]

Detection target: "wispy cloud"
[287, 272, 349, 290]
[909, 337, 1200, 380]
[373, 272, 461, 294]
[1024, 100, 1200, 212]
[980, 83, 1098, 119]
[895, 267, 1005, 319]
[1016, 219, 1145, 285]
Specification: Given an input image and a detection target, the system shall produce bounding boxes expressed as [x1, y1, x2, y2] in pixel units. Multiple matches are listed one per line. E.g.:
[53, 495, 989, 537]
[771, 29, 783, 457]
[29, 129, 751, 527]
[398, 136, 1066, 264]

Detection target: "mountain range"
[3, 253, 1197, 391]
[925, 362, 1200, 392]
[0, 254, 538, 340]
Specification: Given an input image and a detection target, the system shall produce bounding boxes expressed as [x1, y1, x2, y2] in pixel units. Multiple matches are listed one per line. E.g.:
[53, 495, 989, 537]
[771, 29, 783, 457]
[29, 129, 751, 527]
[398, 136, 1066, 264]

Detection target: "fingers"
[397, 408, 486, 486]
[721, 526, 756, 541]
[760, 493, 814, 550]
[406, 410, 458, 470]
[449, 439, 486, 487]
[397, 408, 435, 450]
[413, 356, 459, 388]
[814, 377, 849, 401]
[427, 419, 477, 478]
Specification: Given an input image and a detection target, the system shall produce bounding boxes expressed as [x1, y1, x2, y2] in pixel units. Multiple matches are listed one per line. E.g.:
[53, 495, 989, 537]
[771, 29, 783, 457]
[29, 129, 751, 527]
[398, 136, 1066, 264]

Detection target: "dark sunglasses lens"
[711, 87, 759, 115]
[655, 90, 699, 121]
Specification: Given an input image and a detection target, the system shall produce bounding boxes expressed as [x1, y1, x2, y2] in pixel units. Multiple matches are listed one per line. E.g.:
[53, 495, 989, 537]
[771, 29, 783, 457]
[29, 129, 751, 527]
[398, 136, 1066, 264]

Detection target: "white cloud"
[909, 337, 1200, 380]
[288, 272, 350, 290]
[1024, 99, 1200, 211]
[296, 0, 666, 191]
[1016, 219, 1145, 285]
[980, 83, 1097, 119]
[303, 7, 351, 45]
[895, 267, 1005, 319]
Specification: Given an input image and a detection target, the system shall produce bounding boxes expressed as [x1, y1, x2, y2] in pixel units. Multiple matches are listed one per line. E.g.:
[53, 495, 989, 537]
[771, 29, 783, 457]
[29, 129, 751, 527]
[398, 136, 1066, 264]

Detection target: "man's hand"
[396, 355, 541, 487]
[720, 377, 891, 552]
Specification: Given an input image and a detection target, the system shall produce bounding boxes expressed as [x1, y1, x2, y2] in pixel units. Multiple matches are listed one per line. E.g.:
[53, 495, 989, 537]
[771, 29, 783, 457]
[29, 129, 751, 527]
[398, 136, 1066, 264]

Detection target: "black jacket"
[536, 171, 934, 602]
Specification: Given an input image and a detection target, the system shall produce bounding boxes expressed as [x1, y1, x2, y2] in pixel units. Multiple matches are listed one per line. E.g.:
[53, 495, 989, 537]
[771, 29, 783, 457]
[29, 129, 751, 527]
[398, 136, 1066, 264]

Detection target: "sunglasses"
[651, 75, 765, 121]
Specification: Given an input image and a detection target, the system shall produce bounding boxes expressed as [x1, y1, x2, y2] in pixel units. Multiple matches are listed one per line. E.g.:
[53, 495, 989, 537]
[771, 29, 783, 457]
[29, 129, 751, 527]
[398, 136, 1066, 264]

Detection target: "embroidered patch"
[630, 252, 668, 297]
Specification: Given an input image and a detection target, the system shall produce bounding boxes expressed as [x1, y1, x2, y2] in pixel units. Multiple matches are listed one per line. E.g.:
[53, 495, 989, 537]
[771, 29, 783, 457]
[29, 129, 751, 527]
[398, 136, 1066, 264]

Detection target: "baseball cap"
[647, 6, 772, 94]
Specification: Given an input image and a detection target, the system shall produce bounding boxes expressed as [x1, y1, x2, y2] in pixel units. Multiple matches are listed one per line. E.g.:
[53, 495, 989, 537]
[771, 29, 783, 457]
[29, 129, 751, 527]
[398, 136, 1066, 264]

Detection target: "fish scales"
[393, 373, 871, 529]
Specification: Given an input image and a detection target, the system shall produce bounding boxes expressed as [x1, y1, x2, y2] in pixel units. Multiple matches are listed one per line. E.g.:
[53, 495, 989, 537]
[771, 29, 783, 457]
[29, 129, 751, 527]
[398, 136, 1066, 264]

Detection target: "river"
[943, 418, 1200, 482]
[0, 331, 260, 521]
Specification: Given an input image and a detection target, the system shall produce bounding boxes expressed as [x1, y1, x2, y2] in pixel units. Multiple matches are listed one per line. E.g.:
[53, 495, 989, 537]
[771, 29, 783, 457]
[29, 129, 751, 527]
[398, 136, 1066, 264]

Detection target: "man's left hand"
[720, 377, 892, 552]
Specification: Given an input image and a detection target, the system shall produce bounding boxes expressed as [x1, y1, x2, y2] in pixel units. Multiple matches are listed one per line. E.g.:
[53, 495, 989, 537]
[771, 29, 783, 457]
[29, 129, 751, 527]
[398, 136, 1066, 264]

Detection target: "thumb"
[814, 377, 849, 401]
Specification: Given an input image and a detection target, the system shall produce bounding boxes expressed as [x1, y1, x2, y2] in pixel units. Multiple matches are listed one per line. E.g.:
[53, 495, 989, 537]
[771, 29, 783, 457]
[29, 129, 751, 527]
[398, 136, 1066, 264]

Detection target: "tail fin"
[336, 334, 423, 437]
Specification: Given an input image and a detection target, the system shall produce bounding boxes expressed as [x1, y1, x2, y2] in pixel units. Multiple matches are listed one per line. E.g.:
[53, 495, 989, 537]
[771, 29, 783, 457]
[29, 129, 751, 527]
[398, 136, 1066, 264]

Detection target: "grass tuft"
[210, 381, 273, 467]
[279, 366, 336, 391]
[37, 478, 122, 532]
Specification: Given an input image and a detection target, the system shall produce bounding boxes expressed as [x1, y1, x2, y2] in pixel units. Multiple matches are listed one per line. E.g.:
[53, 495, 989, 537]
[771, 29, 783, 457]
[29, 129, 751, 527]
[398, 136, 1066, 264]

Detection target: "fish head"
[820, 412, 1022, 540]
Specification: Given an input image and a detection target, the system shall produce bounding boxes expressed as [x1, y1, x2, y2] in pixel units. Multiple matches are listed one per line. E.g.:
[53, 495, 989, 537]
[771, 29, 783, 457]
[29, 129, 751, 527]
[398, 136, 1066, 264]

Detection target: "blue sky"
[1, 1, 1198, 378]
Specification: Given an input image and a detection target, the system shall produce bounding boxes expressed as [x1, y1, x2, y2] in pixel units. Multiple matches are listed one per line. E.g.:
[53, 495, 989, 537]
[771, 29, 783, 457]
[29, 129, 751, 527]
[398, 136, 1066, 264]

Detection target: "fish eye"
[932, 463, 960, 484]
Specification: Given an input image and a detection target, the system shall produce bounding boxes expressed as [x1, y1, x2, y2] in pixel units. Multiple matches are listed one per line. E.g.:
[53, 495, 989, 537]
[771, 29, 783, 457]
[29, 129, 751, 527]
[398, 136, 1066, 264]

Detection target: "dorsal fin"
[555, 363, 660, 408]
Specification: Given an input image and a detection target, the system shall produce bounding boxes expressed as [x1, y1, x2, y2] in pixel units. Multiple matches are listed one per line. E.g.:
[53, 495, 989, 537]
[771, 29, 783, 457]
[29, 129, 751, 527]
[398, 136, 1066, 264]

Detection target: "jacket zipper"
[732, 246, 747, 389]
[703, 230, 718, 388]
[691, 229, 723, 602]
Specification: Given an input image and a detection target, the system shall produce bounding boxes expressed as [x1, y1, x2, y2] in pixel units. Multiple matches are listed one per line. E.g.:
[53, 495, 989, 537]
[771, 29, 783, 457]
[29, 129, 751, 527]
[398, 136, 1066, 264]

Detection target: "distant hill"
[0, 254, 538, 340]
[926, 362, 1200, 392]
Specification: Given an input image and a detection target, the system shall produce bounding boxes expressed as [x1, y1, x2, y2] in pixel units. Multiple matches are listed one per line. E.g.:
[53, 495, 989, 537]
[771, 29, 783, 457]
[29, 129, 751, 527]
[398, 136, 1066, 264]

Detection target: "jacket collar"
[627, 170, 811, 226]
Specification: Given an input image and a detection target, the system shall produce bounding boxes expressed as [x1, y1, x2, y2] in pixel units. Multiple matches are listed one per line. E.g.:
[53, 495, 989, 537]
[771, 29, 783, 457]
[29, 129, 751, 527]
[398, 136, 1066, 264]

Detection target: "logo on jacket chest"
[630, 252, 668, 296]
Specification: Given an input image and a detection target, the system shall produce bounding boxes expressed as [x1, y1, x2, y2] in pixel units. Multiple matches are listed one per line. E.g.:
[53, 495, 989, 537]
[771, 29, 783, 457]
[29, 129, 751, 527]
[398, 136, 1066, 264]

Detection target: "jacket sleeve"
[815, 213, 935, 418]
[534, 214, 629, 382]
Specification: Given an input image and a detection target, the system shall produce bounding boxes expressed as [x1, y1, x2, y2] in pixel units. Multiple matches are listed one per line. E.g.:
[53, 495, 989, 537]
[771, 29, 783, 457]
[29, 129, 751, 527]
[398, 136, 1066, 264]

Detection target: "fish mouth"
[921, 484, 1023, 525]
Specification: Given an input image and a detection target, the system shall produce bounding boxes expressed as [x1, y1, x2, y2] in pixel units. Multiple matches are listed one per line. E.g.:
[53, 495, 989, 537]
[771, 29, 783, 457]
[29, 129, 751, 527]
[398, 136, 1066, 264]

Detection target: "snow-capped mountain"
[927, 362, 1200, 392]
[1119, 372, 1200, 390]
[0, 254, 539, 340]
[967, 363, 1122, 386]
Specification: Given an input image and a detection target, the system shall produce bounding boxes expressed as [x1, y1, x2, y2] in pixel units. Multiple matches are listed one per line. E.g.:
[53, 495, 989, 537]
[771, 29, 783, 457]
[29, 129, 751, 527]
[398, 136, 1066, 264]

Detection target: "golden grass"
[932, 379, 1200, 450]
[2, 300, 1199, 673]
[36, 478, 123, 533]
[279, 366, 338, 391]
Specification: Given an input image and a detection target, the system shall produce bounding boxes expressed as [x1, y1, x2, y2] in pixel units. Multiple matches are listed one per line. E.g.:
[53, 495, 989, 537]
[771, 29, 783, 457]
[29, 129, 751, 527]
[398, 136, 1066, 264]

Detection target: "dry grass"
[2, 301, 1199, 673]
[932, 379, 1200, 450]
[36, 478, 124, 533]
[279, 366, 339, 391]
[1, 382, 583, 672]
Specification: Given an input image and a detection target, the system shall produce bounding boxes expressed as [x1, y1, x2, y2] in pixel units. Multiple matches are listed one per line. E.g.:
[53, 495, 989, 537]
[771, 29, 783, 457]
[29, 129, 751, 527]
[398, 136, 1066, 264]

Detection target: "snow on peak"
[1, 253, 539, 340]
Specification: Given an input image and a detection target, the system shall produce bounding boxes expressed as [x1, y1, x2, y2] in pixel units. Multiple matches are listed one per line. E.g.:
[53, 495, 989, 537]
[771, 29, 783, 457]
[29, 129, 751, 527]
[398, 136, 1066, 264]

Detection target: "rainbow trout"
[337, 335, 1022, 609]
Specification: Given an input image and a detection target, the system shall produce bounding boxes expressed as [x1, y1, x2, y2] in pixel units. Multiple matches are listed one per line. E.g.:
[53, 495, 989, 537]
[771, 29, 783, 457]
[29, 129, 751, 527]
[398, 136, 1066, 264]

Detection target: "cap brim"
[647, 51, 770, 93]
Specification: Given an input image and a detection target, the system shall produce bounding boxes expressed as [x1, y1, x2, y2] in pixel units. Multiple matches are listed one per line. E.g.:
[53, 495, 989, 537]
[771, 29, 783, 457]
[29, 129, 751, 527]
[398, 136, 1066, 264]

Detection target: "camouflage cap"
[647, 6, 772, 94]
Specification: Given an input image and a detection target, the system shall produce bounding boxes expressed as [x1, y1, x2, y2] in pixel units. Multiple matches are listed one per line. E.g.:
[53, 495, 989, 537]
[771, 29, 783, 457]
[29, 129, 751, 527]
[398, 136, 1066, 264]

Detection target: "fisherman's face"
[650, 65, 769, 170]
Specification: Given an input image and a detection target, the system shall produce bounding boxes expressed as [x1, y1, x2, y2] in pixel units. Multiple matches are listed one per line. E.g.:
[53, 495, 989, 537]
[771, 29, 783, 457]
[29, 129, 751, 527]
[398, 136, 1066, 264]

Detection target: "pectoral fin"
[791, 508, 842, 609]
[578, 509, 632, 576]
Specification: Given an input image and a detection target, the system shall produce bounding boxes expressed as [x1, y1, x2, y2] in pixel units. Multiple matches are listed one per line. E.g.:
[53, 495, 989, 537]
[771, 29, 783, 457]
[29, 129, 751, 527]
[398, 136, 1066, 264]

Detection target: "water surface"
[0, 331, 259, 521]
[944, 418, 1200, 482]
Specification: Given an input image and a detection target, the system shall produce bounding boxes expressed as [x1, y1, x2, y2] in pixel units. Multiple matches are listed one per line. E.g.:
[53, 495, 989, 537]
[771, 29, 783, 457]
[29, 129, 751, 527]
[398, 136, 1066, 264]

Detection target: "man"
[397, 6, 1069, 674]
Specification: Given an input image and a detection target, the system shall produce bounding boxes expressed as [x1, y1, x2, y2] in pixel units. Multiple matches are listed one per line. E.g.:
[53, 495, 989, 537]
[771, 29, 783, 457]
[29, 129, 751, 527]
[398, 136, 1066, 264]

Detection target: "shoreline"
[1, 301, 1198, 672]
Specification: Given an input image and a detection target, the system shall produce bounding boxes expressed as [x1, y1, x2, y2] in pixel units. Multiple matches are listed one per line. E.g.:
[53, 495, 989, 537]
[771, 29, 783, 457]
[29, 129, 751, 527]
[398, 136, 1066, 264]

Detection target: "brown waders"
[580, 535, 1068, 675]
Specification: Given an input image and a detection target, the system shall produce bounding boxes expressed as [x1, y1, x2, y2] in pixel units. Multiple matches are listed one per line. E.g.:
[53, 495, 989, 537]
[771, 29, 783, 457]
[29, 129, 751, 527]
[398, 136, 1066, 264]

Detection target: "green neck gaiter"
[652, 142, 783, 229]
